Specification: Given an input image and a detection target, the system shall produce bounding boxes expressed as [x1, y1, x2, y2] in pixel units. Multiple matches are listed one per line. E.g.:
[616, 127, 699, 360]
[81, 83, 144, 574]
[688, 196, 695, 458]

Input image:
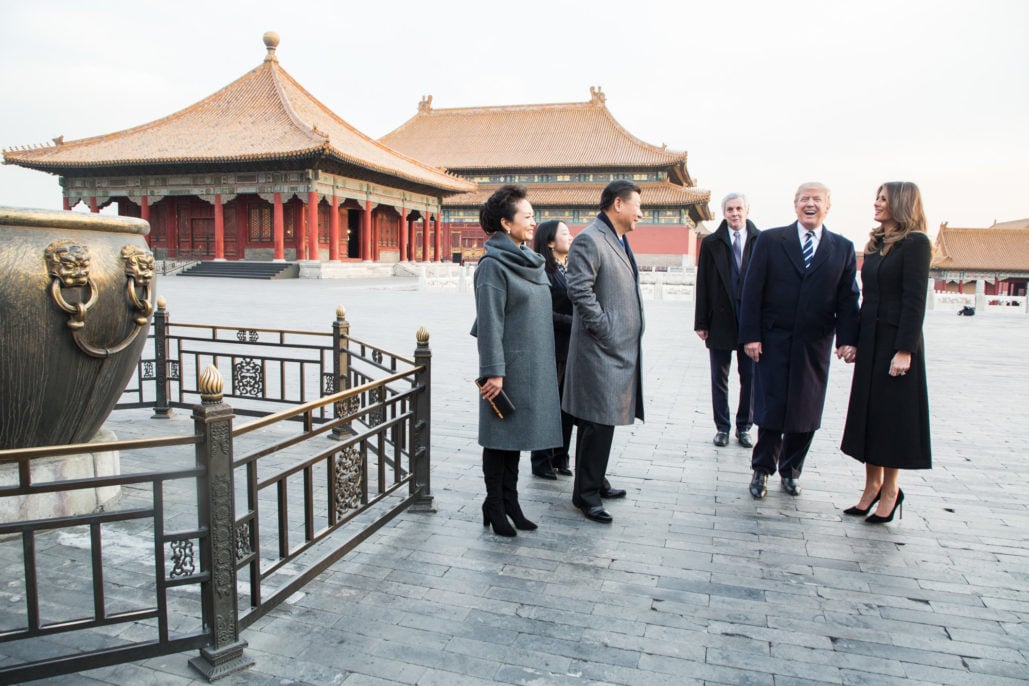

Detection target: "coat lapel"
[807, 226, 836, 275]
[598, 222, 634, 276]
[713, 225, 733, 294]
[783, 223, 806, 274]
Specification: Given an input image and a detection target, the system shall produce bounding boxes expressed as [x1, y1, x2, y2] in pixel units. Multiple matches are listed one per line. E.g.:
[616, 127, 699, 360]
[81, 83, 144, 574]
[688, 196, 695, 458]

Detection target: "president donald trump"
[739, 182, 859, 498]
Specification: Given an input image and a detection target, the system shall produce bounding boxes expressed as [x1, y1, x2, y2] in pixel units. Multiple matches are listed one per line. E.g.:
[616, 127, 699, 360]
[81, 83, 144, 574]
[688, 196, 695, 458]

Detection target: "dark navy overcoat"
[738, 223, 859, 433]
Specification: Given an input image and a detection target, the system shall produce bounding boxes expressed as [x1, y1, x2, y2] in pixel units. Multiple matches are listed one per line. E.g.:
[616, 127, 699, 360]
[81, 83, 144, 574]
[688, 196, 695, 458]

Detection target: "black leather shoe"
[532, 469, 557, 480]
[556, 467, 573, 476]
[781, 477, 802, 496]
[735, 429, 753, 448]
[581, 506, 613, 523]
[600, 487, 626, 499]
[714, 431, 730, 447]
[749, 471, 767, 499]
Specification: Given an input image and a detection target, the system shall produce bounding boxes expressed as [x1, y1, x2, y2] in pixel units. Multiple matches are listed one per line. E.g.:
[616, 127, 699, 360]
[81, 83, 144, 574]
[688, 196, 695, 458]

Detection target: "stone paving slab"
[15, 275, 1029, 685]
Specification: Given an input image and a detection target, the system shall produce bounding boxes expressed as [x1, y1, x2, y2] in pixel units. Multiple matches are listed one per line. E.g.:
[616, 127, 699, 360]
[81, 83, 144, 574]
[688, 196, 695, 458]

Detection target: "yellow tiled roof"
[444, 181, 711, 209]
[381, 88, 690, 171]
[2, 35, 473, 194]
[932, 223, 1029, 271]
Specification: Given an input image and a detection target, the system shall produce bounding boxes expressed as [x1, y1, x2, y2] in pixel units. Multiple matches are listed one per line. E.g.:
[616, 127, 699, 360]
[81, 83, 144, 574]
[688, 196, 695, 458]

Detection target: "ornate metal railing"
[0, 308, 433, 682]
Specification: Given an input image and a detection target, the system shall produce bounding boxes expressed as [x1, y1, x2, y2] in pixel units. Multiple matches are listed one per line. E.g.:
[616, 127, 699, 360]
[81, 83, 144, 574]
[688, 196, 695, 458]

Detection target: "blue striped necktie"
[803, 231, 815, 269]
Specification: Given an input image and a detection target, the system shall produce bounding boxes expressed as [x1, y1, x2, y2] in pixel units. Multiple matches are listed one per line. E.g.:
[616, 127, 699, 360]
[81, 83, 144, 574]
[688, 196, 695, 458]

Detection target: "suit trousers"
[531, 359, 574, 471]
[571, 419, 614, 509]
[751, 428, 814, 479]
[709, 346, 754, 432]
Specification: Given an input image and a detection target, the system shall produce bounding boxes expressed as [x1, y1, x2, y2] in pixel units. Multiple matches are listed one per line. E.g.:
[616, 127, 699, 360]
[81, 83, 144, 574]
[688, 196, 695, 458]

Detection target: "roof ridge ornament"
[263, 31, 280, 63]
[418, 95, 433, 113]
[589, 86, 606, 105]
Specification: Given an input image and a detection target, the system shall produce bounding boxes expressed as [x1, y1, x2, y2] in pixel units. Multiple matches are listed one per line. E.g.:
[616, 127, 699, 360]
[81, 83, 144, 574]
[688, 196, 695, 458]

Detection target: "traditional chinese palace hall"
[381, 88, 712, 266]
[3, 34, 711, 268]
[931, 218, 1029, 296]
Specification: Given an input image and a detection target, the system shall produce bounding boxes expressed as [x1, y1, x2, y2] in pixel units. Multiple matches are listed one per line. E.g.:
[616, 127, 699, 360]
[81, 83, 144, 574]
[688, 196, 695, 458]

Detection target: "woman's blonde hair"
[866, 181, 927, 255]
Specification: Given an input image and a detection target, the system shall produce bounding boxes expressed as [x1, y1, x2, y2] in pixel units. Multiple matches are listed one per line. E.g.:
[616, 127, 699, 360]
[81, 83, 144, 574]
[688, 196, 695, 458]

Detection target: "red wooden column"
[433, 212, 442, 262]
[140, 196, 150, 224]
[213, 194, 225, 260]
[273, 193, 285, 261]
[362, 200, 372, 261]
[88, 197, 98, 213]
[399, 207, 408, 261]
[307, 192, 319, 261]
[329, 194, 340, 261]
[421, 214, 430, 262]
[62, 197, 71, 211]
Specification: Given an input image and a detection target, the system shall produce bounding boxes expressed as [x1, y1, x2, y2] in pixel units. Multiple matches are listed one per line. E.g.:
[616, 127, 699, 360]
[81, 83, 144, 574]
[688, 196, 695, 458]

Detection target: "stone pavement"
[24, 276, 1029, 685]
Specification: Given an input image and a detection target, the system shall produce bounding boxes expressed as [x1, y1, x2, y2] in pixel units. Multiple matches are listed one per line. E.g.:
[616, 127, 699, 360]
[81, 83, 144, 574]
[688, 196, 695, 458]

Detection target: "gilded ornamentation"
[121, 244, 155, 325]
[43, 240, 155, 358]
[44, 240, 92, 288]
[233, 358, 263, 397]
[333, 446, 362, 515]
[199, 364, 224, 403]
[169, 539, 197, 578]
[322, 373, 335, 394]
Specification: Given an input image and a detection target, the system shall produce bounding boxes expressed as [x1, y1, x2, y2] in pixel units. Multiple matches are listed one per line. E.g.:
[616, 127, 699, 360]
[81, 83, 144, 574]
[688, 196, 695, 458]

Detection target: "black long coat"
[694, 219, 760, 350]
[547, 266, 573, 365]
[841, 232, 932, 469]
[738, 223, 860, 433]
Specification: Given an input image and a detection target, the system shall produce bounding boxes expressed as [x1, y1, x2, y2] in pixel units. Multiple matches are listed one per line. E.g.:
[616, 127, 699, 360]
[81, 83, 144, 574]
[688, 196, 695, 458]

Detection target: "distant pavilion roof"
[2, 33, 473, 195]
[381, 88, 694, 178]
[931, 220, 1029, 272]
[445, 181, 710, 209]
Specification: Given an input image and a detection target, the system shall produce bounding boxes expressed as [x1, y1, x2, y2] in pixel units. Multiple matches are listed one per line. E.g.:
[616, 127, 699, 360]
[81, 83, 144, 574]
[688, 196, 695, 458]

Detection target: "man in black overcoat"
[694, 192, 759, 448]
[739, 182, 859, 498]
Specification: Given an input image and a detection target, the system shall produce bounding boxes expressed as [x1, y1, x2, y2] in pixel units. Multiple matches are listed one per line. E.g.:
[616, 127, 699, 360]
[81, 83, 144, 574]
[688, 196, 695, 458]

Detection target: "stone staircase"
[178, 261, 299, 279]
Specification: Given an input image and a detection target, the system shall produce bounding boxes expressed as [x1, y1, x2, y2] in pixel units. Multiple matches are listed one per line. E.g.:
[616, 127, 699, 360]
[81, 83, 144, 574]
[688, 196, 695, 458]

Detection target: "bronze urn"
[0, 207, 154, 449]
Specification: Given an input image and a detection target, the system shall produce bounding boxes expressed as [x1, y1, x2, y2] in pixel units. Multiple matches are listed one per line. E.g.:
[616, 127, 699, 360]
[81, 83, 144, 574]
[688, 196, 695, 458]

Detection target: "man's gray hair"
[721, 192, 749, 212]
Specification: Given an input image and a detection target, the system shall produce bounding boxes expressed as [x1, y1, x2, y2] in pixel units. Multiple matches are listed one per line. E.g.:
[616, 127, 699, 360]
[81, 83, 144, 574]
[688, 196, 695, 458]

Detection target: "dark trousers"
[571, 419, 614, 509]
[531, 358, 574, 472]
[709, 346, 754, 433]
[751, 428, 814, 479]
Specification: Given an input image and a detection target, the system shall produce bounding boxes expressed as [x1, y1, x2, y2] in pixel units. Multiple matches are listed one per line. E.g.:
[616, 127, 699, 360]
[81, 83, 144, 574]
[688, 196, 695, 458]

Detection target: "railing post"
[331, 304, 352, 439]
[152, 296, 172, 418]
[188, 365, 254, 681]
[410, 326, 435, 512]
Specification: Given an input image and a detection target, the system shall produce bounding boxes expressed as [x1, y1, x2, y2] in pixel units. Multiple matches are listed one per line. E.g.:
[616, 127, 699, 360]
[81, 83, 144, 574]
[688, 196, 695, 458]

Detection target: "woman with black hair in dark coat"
[530, 220, 576, 480]
[840, 181, 933, 524]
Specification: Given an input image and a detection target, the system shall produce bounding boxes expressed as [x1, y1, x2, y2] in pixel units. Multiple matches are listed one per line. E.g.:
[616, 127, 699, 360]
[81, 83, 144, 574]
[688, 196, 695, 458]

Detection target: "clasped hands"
[743, 342, 857, 364]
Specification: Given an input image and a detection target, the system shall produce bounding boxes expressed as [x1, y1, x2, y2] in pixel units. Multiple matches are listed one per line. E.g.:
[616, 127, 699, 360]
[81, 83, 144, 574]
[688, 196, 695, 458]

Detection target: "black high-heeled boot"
[482, 451, 516, 537]
[502, 453, 537, 531]
[843, 488, 882, 516]
[865, 489, 904, 524]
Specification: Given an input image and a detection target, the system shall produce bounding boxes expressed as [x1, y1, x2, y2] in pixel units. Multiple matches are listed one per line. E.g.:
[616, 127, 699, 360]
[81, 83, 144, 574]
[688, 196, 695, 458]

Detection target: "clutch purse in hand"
[475, 377, 516, 419]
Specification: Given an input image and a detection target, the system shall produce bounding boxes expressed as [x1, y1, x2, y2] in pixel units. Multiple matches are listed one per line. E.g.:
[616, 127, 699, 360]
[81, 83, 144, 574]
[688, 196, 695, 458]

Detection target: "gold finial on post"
[198, 365, 224, 404]
[336, 304, 346, 319]
[416, 326, 430, 345]
[157, 295, 167, 310]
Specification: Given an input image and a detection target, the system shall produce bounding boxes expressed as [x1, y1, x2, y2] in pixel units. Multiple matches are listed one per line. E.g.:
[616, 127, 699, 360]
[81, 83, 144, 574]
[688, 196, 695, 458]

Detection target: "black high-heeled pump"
[843, 488, 882, 516]
[865, 489, 904, 524]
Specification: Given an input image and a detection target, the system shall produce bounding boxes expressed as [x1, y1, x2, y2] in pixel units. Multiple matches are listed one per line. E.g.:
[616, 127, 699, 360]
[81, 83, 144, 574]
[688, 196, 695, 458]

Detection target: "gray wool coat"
[471, 233, 562, 451]
[562, 216, 645, 426]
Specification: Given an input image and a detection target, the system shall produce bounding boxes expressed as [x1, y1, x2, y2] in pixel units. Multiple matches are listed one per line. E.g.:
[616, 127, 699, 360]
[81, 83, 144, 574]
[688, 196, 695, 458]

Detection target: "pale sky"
[1, 0, 1026, 247]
